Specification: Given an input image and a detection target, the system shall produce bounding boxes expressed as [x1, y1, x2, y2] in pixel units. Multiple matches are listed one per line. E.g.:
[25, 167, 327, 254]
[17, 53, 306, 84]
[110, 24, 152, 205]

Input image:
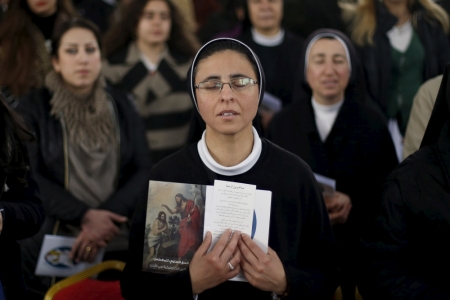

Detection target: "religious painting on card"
[143, 180, 205, 274]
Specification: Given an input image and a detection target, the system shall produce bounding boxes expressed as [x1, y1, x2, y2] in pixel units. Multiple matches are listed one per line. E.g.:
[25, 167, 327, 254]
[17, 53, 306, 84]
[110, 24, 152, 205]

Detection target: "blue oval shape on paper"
[251, 210, 256, 239]
[45, 246, 73, 268]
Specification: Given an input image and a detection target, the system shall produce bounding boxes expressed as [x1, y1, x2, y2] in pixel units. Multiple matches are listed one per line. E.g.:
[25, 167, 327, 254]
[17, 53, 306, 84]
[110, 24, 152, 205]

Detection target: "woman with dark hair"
[268, 29, 398, 299]
[341, 0, 450, 160]
[358, 64, 450, 299]
[0, 93, 45, 299]
[0, 0, 78, 100]
[121, 38, 339, 299]
[102, 0, 200, 164]
[16, 18, 151, 297]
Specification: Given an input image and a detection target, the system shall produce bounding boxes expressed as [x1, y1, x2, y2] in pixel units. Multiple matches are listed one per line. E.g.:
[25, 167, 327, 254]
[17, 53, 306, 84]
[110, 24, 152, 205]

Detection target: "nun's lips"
[321, 79, 339, 87]
[217, 110, 239, 117]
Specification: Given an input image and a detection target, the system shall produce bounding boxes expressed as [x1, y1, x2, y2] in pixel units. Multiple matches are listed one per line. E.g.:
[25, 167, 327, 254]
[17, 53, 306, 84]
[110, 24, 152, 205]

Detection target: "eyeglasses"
[194, 78, 258, 95]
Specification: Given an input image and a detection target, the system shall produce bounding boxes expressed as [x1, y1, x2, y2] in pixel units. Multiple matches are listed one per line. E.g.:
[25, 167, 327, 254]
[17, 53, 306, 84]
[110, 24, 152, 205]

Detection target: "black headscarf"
[420, 64, 450, 148]
[292, 28, 367, 105]
[186, 38, 266, 143]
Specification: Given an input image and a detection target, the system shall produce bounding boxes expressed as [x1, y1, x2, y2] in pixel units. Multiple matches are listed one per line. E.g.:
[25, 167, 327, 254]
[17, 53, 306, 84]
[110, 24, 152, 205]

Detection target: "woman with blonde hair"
[341, 0, 450, 160]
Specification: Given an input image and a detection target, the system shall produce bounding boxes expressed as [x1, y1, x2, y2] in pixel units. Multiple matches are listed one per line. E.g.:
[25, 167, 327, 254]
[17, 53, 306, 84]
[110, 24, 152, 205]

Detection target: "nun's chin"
[204, 120, 254, 138]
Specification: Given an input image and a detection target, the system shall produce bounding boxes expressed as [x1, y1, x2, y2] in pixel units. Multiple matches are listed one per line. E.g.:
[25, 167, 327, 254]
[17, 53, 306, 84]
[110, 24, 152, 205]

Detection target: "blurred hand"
[190, 229, 242, 295]
[70, 209, 127, 262]
[324, 191, 352, 225]
[259, 109, 275, 131]
[238, 234, 287, 295]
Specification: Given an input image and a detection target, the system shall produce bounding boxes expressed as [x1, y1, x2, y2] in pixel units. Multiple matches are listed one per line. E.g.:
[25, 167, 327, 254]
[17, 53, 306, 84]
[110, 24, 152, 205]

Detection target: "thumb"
[196, 231, 212, 257]
[108, 212, 128, 223]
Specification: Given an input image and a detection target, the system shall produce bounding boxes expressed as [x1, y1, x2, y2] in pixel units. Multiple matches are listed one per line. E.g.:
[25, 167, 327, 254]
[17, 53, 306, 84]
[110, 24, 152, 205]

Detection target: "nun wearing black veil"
[121, 38, 339, 299]
[267, 29, 398, 298]
[358, 64, 450, 299]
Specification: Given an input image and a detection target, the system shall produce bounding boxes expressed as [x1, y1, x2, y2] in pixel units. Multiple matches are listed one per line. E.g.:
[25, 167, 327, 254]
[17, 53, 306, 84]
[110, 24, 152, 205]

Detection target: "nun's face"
[306, 38, 350, 104]
[195, 50, 259, 137]
[248, 0, 283, 35]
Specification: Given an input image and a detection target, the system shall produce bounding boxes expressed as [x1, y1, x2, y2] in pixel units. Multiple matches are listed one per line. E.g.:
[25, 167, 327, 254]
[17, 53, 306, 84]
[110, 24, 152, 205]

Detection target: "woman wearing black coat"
[0, 93, 45, 299]
[358, 64, 450, 299]
[268, 29, 398, 299]
[16, 19, 152, 298]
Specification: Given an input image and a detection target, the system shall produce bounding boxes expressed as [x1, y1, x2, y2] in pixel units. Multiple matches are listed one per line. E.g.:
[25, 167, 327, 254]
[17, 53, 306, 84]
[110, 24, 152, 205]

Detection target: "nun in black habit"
[121, 38, 339, 299]
[357, 64, 450, 299]
[267, 29, 398, 297]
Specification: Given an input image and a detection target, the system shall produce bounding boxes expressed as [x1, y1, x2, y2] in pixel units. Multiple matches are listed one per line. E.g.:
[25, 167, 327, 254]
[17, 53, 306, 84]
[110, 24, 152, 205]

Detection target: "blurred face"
[160, 213, 166, 220]
[175, 197, 181, 204]
[195, 50, 259, 137]
[247, 0, 283, 35]
[26, 0, 57, 17]
[306, 39, 350, 104]
[136, 0, 171, 46]
[52, 28, 101, 95]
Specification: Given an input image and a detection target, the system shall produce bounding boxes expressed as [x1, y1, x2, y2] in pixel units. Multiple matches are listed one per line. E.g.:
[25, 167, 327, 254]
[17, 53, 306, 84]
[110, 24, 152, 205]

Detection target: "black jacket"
[15, 86, 152, 294]
[358, 3, 450, 114]
[358, 62, 450, 300]
[17, 86, 152, 223]
[0, 171, 45, 299]
[358, 121, 450, 299]
[268, 95, 398, 246]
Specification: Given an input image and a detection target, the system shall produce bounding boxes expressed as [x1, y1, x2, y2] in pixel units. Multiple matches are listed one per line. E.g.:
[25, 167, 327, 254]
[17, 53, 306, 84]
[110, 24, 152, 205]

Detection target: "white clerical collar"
[251, 27, 285, 47]
[311, 97, 344, 112]
[197, 127, 262, 176]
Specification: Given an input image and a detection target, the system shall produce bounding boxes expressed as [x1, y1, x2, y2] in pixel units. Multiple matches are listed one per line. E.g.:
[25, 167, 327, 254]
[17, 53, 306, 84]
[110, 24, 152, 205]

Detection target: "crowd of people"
[0, 0, 450, 299]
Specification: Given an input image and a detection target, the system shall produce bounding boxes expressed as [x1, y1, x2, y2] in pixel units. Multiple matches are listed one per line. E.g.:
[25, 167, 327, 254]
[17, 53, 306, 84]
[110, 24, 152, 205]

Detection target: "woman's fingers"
[195, 231, 212, 257]
[87, 246, 98, 263]
[219, 230, 241, 261]
[227, 247, 241, 271]
[209, 229, 233, 257]
[70, 236, 83, 261]
[238, 234, 262, 266]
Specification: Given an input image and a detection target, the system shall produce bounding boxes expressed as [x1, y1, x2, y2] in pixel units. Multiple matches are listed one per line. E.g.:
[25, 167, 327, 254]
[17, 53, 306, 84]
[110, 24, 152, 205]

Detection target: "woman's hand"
[323, 191, 352, 225]
[189, 229, 242, 295]
[70, 229, 103, 263]
[81, 209, 127, 240]
[238, 234, 287, 295]
[70, 209, 127, 262]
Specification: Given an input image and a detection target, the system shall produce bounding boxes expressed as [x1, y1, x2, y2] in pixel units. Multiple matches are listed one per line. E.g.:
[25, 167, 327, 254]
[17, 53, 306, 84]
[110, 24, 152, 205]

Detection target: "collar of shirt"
[197, 127, 262, 176]
[251, 27, 285, 47]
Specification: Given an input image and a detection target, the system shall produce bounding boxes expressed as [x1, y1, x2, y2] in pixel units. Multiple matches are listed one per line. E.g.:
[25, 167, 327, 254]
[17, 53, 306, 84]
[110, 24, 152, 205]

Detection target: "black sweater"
[121, 140, 339, 299]
[238, 29, 303, 106]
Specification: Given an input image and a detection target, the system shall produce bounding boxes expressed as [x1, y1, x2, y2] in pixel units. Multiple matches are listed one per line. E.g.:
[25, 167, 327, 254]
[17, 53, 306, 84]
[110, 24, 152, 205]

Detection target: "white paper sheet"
[35, 235, 105, 277]
[210, 180, 256, 240]
[314, 173, 336, 197]
[204, 185, 272, 282]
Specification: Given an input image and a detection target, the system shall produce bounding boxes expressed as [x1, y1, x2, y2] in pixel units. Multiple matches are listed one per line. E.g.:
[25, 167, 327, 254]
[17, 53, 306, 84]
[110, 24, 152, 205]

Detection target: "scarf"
[45, 71, 116, 151]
